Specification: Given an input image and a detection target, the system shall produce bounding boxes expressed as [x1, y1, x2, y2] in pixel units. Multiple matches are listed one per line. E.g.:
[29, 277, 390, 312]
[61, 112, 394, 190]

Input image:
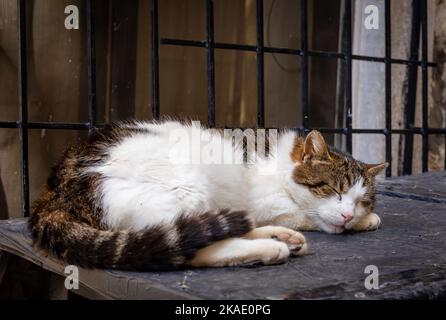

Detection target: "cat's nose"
[341, 212, 354, 223]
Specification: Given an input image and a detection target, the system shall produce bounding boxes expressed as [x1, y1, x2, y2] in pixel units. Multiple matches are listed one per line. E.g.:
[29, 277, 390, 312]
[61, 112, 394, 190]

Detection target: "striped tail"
[29, 209, 253, 270]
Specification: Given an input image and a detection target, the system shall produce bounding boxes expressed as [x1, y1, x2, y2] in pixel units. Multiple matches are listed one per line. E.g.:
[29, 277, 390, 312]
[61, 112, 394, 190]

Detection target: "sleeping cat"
[29, 120, 386, 270]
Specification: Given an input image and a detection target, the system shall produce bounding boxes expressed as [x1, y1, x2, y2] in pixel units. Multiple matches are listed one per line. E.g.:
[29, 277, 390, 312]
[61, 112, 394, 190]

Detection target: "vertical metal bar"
[403, 0, 421, 175]
[206, 0, 216, 127]
[151, 0, 160, 120]
[421, 0, 428, 172]
[343, 0, 353, 153]
[86, 0, 97, 129]
[384, 0, 392, 177]
[256, 0, 265, 128]
[300, 0, 309, 131]
[17, 0, 29, 217]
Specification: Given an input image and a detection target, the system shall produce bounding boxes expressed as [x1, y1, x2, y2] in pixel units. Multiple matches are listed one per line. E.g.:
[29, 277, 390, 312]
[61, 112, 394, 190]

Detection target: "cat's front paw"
[256, 240, 291, 265]
[244, 226, 308, 256]
[352, 213, 381, 231]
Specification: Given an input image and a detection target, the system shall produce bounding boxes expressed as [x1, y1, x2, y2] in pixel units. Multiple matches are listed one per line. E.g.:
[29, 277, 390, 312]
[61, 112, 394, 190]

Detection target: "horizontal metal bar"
[160, 38, 436, 67]
[161, 39, 207, 47]
[0, 122, 445, 134]
[0, 122, 20, 128]
[0, 122, 92, 130]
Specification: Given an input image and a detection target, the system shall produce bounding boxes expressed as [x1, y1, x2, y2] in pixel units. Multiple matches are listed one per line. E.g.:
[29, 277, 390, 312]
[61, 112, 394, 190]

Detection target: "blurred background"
[0, 0, 445, 219]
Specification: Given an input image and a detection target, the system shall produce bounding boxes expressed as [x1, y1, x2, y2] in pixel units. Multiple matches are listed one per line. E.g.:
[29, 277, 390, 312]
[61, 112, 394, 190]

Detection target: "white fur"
[302, 179, 368, 234]
[86, 121, 370, 234]
[189, 238, 290, 267]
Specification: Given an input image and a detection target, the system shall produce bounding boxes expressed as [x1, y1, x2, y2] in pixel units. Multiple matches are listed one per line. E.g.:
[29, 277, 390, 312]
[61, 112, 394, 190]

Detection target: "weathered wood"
[48, 274, 68, 300]
[0, 251, 8, 285]
[109, 0, 138, 121]
[0, 251, 52, 299]
[0, 219, 197, 300]
[0, 172, 445, 299]
[377, 171, 446, 203]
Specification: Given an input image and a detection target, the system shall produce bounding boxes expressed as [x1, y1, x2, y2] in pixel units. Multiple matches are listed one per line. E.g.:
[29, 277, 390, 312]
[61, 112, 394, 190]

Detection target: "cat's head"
[289, 130, 387, 234]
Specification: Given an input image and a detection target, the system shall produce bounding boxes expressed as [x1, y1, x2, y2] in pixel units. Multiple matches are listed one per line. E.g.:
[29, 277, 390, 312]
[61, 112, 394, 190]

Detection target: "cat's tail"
[29, 208, 253, 270]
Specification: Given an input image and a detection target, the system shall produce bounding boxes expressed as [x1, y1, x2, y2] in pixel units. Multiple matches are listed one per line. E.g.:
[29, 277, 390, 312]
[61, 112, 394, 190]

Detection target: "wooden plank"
[0, 251, 52, 299]
[377, 171, 446, 203]
[134, 194, 446, 300]
[109, 0, 138, 120]
[0, 219, 197, 300]
[0, 172, 445, 299]
[309, 0, 341, 145]
[0, 251, 8, 285]
[48, 274, 68, 300]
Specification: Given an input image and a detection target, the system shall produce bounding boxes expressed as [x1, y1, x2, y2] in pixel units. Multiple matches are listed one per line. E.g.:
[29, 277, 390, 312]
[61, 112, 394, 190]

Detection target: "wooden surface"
[0, 171, 446, 300]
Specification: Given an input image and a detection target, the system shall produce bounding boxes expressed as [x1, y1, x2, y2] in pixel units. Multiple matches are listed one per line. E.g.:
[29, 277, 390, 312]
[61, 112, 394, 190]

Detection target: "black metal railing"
[158, 0, 439, 180]
[0, 0, 443, 218]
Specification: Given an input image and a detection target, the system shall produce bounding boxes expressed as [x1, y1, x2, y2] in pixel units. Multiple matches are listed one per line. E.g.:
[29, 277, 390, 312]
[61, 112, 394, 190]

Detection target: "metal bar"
[160, 38, 436, 67]
[426, 128, 446, 134]
[0, 122, 20, 129]
[385, 0, 392, 177]
[86, 0, 97, 129]
[216, 128, 443, 134]
[256, 0, 265, 128]
[300, 0, 309, 130]
[403, 0, 421, 175]
[421, 0, 429, 172]
[151, 0, 160, 119]
[28, 123, 92, 130]
[0, 122, 91, 130]
[17, 0, 29, 217]
[205, 0, 216, 127]
[1, 122, 444, 134]
[343, 0, 353, 153]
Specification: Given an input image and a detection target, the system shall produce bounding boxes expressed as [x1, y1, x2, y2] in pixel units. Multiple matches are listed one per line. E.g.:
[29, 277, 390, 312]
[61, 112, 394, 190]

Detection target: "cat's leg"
[188, 238, 290, 267]
[351, 213, 381, 231]
[243, 226, 308, 256]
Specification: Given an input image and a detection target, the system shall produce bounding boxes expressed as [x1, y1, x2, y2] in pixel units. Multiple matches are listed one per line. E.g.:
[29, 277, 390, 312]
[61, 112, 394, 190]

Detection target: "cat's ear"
[302, 130, 331, 161]
[366, 162, 388, 176]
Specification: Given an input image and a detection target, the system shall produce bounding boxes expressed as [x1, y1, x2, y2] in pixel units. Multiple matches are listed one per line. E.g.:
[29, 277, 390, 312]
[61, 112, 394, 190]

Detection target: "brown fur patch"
[291, 136, 305, 163]
[290, 131, 385, 212]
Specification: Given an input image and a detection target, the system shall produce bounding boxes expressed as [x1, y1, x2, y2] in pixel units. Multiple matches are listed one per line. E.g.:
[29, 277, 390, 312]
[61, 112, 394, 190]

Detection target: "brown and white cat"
[29, 120, 386, 270]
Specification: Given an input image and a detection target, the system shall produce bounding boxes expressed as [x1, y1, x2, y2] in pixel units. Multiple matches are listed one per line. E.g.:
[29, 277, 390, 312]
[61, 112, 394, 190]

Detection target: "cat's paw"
[352, 213, 381, 231]
[188, 238, 290, 267]
[244, 226, 308, 256]
[254, 239, 291, 265]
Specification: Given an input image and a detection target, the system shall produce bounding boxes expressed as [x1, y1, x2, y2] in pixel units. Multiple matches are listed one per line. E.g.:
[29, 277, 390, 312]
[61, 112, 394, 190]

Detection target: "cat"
[29, 119, 387, 270]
